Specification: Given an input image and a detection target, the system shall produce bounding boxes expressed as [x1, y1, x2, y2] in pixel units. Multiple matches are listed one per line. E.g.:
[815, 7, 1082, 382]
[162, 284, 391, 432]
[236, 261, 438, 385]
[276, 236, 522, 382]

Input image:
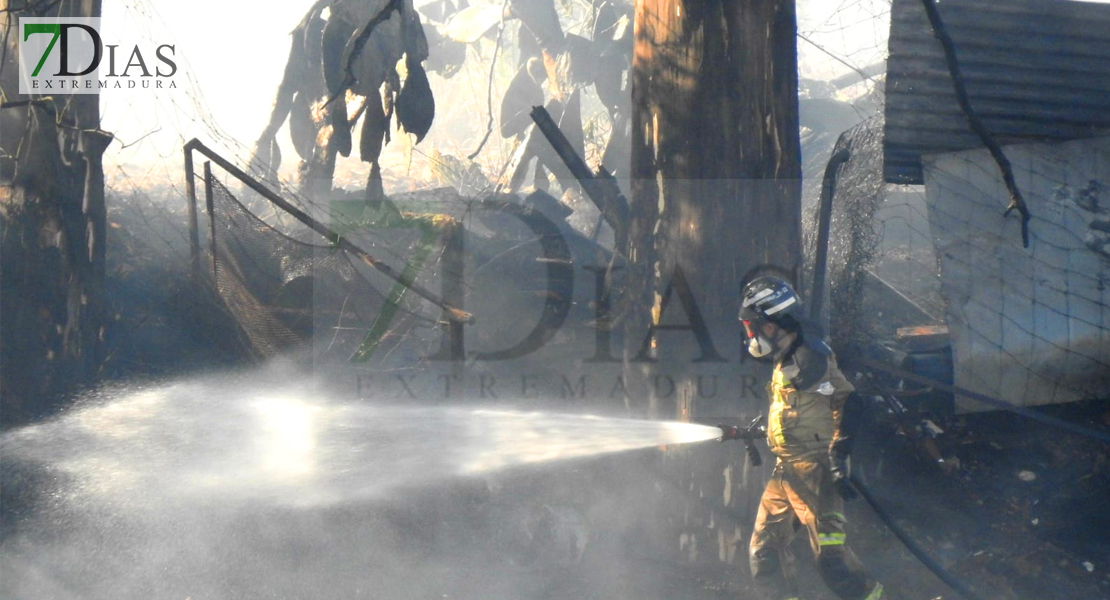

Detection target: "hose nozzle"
[717, 416, 765, 466]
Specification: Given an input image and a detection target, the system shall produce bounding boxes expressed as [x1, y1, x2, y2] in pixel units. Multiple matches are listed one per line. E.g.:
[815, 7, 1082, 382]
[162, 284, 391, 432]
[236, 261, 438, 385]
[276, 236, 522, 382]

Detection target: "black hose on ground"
[850, 474, 987, 600]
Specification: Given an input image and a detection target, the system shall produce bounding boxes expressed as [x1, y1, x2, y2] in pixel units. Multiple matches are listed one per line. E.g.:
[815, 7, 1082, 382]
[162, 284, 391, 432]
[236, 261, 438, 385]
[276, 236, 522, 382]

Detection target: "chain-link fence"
[804, 115, 1109, 414]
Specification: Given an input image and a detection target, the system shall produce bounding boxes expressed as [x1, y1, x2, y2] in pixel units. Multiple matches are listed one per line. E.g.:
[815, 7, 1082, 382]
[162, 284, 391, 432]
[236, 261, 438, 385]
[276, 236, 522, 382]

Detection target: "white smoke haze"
[33, 2, 1110, 599]
[8, 4, 893, 598]
[97, 0, 896, 192]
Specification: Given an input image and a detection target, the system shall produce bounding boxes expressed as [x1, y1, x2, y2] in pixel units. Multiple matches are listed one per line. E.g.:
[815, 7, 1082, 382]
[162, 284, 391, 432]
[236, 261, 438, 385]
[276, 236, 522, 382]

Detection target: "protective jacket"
[750, 326, 882, 600]
[766, 332, 855, 462]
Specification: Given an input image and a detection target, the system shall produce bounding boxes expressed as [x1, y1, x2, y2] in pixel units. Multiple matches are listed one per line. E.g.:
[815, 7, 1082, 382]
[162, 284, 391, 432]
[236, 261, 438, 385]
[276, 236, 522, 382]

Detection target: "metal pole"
[809, 143, 850, 323]
[203, 161, 218, 280]
[183, 146, 201, 280]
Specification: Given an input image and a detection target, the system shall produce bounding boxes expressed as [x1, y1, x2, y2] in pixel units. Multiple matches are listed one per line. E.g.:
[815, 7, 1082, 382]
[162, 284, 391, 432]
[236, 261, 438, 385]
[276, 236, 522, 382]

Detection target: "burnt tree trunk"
[1, 0, 110, 426]
[625, 0, 802, 569]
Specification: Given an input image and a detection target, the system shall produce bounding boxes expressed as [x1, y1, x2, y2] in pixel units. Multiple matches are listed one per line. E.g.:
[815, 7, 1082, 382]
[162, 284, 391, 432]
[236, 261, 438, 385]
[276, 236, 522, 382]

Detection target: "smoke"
[2, 3, 897, 598]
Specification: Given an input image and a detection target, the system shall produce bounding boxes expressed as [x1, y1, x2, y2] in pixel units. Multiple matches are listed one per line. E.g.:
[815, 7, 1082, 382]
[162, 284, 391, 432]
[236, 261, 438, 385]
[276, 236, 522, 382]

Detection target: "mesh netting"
[803, 115, 890, 356]
[207, 178, 396, 360]
[804, 115, 1110, 410]
[921, 136, 1110, 409]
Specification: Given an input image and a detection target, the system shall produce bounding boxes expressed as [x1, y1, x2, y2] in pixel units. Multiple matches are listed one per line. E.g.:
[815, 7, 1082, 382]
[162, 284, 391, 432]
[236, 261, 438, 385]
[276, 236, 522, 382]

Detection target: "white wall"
[923, 136, 1110, 411]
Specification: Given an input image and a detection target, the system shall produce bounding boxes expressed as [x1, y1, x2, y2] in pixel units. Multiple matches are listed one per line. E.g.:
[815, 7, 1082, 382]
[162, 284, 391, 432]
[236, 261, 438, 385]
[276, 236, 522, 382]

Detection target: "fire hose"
[847, 473, 987, 600]
[716, 417, 988, 600]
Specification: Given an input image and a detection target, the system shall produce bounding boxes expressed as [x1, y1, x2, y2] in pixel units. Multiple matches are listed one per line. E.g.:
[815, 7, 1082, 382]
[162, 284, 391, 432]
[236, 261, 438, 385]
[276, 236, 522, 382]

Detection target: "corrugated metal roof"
[883, 0, 1110, 184]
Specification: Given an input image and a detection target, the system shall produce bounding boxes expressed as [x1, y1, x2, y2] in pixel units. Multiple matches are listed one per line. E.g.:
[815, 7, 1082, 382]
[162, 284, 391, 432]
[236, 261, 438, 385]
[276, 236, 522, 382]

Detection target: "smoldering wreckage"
[2, 0, 1110, 599]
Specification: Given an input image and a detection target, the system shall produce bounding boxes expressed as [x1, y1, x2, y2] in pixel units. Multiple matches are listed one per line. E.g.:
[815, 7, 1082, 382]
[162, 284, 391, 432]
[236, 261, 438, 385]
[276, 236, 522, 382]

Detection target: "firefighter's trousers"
[749, 460, 881, 600]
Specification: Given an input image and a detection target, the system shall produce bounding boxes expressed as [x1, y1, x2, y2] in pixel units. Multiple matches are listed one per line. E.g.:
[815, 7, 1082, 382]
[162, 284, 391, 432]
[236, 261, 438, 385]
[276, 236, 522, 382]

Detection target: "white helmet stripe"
[763, 295, 796, 315]
[743, 288, 774, 307]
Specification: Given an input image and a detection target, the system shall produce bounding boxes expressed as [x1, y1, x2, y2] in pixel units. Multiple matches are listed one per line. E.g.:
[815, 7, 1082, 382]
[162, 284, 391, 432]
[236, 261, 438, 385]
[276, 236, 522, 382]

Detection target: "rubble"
[851, 392, 1110, 600]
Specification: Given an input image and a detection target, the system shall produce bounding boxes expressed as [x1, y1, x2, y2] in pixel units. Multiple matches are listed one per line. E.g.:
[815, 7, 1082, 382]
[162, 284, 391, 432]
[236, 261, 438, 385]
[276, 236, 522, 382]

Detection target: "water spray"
[0, 370, 755, 599]
[1, 373, 731, 509]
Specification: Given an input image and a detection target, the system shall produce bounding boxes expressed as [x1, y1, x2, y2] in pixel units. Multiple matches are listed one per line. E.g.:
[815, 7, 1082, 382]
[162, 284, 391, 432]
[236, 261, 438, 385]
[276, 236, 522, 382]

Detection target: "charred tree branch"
[467, 0, 511, 161]
[920, 0, 1031, 248]
[1, 97, 113, 136]
[530, 105, 628, 247]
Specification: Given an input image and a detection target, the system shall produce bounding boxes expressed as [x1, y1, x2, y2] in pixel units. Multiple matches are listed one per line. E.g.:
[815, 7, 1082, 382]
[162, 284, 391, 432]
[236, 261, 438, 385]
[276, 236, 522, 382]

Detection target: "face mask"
[742, 319, 775, 358]
[748, 335, 774, 358]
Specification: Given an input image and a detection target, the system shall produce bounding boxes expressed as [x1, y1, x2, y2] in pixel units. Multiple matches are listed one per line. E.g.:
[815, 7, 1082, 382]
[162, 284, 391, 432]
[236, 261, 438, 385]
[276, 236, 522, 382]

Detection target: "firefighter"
[729, 276, 883, 600]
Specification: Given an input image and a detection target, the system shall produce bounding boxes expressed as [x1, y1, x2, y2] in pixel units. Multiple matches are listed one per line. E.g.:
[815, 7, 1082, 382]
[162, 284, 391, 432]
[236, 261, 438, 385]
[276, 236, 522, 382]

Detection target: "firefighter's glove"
[717, 424, 742, 442]
[829, 454, 859, 501]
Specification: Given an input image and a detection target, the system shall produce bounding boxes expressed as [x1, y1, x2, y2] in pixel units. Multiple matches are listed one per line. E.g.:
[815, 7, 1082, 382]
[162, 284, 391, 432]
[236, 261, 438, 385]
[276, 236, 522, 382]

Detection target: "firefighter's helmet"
[739, 276, 800, 324]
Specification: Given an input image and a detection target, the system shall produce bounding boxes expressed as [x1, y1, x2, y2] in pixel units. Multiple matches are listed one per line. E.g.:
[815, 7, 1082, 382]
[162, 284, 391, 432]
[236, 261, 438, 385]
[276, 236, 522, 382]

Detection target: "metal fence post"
[183, 146, 201, 280]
